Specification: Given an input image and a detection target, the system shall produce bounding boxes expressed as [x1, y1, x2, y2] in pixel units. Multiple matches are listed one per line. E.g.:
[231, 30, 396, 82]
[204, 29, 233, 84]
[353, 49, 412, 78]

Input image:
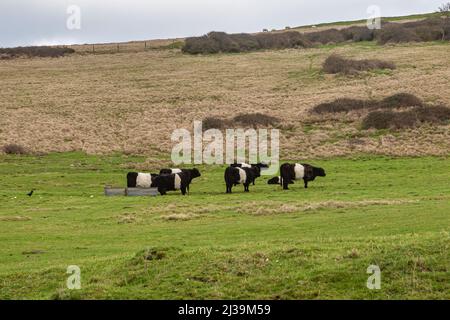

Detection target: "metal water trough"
[104, 186, 159, 197]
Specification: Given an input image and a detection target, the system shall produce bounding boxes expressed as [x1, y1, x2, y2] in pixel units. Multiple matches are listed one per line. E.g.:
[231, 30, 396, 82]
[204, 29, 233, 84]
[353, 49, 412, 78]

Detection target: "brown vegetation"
[183, 17, 450, 54]
[232, 113, 280, 127]
[2, 144, 28, 155]
[362, 105, 450, 129]
[182, 31, 311, 54]
[323, 54, 396, 74]
[376, 18, 450, 44]
[202, 113, 279, 130]
[0, 46, 75, 59]
[202, 117, 230, 130]
[312, 93, 423, 114]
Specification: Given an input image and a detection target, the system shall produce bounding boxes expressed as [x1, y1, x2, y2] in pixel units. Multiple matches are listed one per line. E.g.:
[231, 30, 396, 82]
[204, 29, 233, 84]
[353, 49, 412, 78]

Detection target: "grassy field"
[0, 152, 448, 299]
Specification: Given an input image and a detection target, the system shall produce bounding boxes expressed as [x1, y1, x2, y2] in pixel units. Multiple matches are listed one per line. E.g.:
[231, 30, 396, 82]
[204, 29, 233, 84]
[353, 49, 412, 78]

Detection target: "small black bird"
[27, 190, 35, 197]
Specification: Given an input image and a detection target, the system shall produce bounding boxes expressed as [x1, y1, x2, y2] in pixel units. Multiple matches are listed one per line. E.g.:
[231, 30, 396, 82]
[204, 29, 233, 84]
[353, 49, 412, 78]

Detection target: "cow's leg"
[158, 187, 166, 196]
[304, 179, 308, 189]
[181, 186, 187, 195]
[244, 183, 250, 192]
[282, 176, 289, 190]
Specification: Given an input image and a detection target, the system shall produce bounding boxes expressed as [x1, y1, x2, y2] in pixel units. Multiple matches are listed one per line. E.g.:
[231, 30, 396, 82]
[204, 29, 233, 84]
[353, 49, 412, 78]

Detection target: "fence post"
[92, 44, 95, 53]
[117, 44, 119, 52]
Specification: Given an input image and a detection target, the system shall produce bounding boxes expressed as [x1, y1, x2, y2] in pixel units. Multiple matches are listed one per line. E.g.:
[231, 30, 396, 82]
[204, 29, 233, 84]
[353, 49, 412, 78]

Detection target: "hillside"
[1, 39, 449, 158]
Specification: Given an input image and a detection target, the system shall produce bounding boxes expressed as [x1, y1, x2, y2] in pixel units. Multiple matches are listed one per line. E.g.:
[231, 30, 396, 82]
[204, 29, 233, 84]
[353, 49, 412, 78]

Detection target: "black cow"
[152, 172, 191, 196]
[230, 163, 268, 185]
[280, 163, 326, 190]
[159, 168, 201, 193]
[267, 176, 294, 185]
[224, 166, 261, 193]
[127, 172, 159, 188]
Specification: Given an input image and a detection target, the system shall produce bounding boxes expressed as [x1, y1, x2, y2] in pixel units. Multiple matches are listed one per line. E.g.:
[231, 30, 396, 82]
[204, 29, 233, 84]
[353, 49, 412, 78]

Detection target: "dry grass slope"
[1, 23, 450, 158]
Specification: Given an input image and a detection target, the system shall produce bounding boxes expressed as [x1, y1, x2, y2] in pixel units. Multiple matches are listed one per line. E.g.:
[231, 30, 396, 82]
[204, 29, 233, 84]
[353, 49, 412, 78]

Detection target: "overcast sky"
[0, 0, 445, 47]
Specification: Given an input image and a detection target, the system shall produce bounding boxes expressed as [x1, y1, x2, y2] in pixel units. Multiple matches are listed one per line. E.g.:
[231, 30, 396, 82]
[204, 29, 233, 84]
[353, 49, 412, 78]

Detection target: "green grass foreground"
[0, 152, 448, 299]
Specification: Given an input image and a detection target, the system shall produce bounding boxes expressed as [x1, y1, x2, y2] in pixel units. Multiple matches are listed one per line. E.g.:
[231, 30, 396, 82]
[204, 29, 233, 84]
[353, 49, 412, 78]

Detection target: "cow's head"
[252, 163, 269, 169]
[313, 167, 326, 177]
[251, 166, 261, 178]
[190, 168, 201, 179]
[151, 175, 161, 187]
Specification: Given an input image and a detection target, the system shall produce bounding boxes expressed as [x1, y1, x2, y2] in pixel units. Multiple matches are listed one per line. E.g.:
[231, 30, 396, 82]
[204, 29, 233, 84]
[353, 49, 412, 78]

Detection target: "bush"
[255, 31, 311, 49]
[0, 46, 75, 58]
[232, 113, 280, 127]
[376, 24, 422, 44]
[231, 33, 261, 51]
[312, 98, 375, 114]
[182, 18, 450, 54]
[182, 31, 311, 54]
[182, 35, 221, 54]
[362, 105, 450, 129]
[378, 93, 423, 108]
[323, 54, 396, 74]
[362, 110, 416, 129]
[305, 29, 346, 44]
[2, 144, 28, 154]
[342, 26, 375, 42]
[312, 93, 422, 114]
[202, 117, 229, 130]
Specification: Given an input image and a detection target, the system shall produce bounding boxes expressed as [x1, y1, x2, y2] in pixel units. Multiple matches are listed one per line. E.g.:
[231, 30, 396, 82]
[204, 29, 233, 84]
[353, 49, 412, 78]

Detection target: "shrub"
[414, 104, 450, 123]
[255, 31, 311, 49]
[312, 98, 374, 114]
[182, 17, 450, 54]
[202, 117, 229, 130]
[2, 144, 28, 154]
[232, 113, 280, 127]
[323, 54, 396, 74]
[312, 93, 422, 114]
[0, 46, 75, 58]
[231, 33, 261, 51]
[378, 93, 423, 108]
[182, 31, 311, 54]
[362, 110, 416, 129]
[305, 28, 346, 44]
[182, 35, 221, 54]
[342, 26, 375, 42]
[362, 105, 450, 129]
[208, 32, 241, 53]
[0, 53, 12, 60]
[376, 24, 422, 44]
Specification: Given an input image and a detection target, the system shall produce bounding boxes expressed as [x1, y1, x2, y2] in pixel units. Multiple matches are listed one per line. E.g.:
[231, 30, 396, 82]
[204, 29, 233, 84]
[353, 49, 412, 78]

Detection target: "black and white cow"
[127, 172, 159, 188]
[152, 172, 191, 196]
[230, 163, 268, 185]
[224, 166, 261, 193]
[267, 176, 294, 185]
[159, 168, 201, 192]
[280, 163, 326, 190]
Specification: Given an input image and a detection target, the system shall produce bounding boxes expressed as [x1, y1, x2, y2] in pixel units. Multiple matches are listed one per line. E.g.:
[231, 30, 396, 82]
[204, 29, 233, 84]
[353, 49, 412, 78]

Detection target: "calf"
[230, 163, 268, 185]
[280, 163, 326, 190]
[152, 172, 190, 196]
[267, 176, 294, 185]
[159, 168, 201, 193]
[224, 166, 261, 193]
[127, 172, 159, 188]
